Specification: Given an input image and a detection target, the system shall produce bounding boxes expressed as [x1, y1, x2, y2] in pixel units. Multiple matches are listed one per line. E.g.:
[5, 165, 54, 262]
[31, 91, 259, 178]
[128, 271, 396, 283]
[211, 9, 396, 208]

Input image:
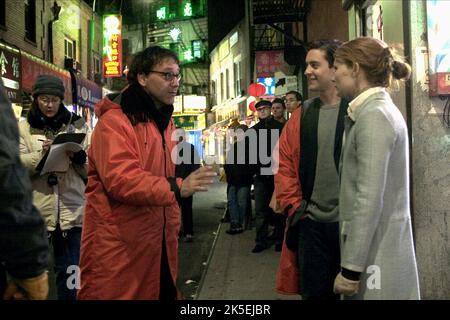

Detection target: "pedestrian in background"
[285, 90, 303, 114]
[250, 100, 284, 253]
[271, 98, 287, 124]
[18, 74, 89, 300]
[175, 128, 201, 242]
[224, 124, 253, 235]
[78, 46, 215, 300]
[333, 37, 420, 299]
[0, 81, 49, 300]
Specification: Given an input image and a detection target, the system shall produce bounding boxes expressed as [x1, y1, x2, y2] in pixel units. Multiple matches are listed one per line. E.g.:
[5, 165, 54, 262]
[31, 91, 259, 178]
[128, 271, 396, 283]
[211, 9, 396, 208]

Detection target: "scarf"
[120, 83, 174, 133]
[27, 101, 79, 134]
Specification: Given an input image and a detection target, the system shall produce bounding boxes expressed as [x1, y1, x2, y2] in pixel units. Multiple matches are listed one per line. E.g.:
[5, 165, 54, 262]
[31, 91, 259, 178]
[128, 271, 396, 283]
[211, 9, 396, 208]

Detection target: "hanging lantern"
[247, 83, 266, 97]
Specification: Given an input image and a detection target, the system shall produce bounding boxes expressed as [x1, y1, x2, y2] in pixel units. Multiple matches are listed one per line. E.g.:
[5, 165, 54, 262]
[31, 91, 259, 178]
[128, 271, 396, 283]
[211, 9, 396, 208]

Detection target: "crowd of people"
[0, 36, 420, 300]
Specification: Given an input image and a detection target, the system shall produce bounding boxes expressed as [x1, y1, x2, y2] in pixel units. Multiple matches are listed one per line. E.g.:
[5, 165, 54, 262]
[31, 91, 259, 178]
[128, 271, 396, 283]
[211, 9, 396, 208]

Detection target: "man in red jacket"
[275, 40, 348, 300]
[78, 46, 215, 300]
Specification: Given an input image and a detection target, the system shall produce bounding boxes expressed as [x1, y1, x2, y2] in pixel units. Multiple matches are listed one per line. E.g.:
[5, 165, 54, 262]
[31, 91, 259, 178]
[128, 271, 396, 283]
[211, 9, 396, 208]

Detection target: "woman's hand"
[41, 139, 53, 155]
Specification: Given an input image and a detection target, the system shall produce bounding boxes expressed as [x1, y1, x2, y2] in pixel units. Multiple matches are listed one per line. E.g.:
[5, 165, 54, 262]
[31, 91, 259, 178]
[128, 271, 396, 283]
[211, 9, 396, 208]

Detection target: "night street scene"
[0, 0, 449, 313]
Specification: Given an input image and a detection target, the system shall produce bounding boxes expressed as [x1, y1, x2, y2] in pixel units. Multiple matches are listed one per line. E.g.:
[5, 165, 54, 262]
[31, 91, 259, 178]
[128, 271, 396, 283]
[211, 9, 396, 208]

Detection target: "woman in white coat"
[332, 37, 420, 299]
[19, 75, 89, 300]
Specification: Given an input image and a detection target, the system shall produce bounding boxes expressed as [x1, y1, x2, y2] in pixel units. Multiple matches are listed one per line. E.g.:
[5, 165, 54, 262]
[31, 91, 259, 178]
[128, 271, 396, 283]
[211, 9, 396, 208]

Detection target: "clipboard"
[36, 132, 86, 174]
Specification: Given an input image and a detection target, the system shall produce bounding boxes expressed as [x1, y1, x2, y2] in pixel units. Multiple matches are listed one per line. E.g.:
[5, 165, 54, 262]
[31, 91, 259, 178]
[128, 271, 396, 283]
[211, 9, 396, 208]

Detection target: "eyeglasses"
[149, 70, 182, 82]
[38, 96, 61, 106]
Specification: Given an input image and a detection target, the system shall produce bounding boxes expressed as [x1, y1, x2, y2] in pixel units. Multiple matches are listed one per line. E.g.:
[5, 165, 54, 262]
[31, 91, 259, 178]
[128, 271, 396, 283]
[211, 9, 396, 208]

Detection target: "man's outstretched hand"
[180, 166, 216, 198]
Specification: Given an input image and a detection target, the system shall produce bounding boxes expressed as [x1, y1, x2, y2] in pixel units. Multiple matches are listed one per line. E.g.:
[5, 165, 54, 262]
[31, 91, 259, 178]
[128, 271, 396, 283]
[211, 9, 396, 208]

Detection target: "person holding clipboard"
[18, 74, 90, 300]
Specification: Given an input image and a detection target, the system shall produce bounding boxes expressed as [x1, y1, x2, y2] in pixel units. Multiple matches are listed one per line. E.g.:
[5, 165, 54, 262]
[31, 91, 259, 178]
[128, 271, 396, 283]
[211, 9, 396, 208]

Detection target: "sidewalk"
[196, 215, 301, 300]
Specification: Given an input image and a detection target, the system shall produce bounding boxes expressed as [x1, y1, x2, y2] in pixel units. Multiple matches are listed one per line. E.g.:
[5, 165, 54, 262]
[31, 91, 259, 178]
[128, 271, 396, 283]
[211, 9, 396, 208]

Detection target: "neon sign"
[102, 14, 122, 77]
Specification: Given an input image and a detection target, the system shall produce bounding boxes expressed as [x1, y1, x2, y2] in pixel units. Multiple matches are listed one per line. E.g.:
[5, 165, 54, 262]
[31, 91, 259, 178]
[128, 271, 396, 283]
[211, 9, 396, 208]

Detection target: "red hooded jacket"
[274, 107, 302, 295]
[78, 94, 182, 299]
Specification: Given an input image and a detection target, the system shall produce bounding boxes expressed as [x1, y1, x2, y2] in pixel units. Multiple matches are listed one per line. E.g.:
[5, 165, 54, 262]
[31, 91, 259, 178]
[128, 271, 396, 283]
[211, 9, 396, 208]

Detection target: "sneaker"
[252, 244, 266, 253]
[183, 234, 194, 242]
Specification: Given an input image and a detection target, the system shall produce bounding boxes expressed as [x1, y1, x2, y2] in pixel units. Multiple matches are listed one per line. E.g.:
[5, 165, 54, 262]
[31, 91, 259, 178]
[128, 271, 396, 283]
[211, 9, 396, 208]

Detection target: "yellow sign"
[219, 40, 229, 61]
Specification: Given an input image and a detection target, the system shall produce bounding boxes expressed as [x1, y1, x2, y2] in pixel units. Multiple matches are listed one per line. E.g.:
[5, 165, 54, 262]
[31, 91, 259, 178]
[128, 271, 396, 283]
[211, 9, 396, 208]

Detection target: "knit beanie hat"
[32, 74, 65, 99]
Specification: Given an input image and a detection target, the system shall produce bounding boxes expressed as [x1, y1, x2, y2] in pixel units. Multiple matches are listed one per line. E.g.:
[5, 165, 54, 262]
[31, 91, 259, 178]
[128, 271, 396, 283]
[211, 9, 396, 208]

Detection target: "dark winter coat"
[0, 82, 49, 295]
[175, 141, 201, 179]
[249, 116, 284, 177]
[224, 137, 254, 187]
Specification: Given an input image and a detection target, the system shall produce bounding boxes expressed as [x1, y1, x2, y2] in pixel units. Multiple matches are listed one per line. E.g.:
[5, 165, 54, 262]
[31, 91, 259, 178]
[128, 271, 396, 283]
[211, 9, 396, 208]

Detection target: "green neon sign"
[184, 2, 192, 17]
[157, 7, 166, 20]
[184, 49, 193, 62]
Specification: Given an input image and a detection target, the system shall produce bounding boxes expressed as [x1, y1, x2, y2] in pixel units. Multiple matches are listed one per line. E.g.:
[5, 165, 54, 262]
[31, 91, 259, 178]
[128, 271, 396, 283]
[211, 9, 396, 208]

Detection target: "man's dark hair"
[308, 39, 343, 68]
[271, 98, 286, 108]
[285, 90, 303, 102]
[127, 46, 179, 85]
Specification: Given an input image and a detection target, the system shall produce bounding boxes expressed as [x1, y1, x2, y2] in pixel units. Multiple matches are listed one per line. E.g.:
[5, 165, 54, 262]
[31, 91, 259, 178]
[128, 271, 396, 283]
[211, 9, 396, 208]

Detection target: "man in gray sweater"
[276, 40, 349, 300]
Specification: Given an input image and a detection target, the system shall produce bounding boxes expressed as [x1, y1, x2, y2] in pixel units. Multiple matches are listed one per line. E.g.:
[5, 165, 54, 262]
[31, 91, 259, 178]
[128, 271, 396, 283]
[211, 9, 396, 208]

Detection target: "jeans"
[297, 217, 340, 300]
[50, 226, 81, 301]
[227, 185, 250, 229]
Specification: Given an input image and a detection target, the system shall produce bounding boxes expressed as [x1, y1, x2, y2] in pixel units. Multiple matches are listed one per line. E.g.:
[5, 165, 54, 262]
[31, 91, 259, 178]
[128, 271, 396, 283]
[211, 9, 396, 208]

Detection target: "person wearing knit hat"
[18, 73, 90, 300]
[32, 74, 65, 100]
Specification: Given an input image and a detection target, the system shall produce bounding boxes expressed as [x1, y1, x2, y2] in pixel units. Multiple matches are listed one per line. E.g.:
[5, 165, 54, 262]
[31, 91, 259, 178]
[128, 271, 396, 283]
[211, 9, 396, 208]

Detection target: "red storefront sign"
[21, 52, 72, 104]
[103, 14, 122, 77]
[255, 50, 284, 78]
[0, 44, 21, 103]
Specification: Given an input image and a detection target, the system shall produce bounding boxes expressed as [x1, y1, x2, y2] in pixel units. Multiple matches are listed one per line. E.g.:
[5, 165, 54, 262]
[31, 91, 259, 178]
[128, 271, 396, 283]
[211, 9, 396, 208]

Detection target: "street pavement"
[177, 177, 226, 299]
[47, 177, 300, 300]
[196, 187, 301, 300]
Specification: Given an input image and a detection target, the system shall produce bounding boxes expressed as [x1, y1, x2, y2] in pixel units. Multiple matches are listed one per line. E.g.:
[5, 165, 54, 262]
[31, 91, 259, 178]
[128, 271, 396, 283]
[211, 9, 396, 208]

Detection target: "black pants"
[0, 266, 6, 297]
[180, 196, 193, 236]
[254, 175, 285, 247]
[254, 176, 274, 247]
[297, 217, 340, 300]
[159, 236, 177, 300]
[272, 213, 286, 246]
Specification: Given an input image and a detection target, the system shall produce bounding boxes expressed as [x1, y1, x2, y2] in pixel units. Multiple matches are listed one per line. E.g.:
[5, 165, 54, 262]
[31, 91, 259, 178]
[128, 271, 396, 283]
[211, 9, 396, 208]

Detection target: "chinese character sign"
[0, 45, 21, 103]
[103, 15, 122, 77]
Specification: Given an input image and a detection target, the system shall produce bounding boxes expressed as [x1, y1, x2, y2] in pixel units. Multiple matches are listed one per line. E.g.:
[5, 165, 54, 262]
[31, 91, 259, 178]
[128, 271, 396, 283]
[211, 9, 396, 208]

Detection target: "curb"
[193, 208, 226, 299]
